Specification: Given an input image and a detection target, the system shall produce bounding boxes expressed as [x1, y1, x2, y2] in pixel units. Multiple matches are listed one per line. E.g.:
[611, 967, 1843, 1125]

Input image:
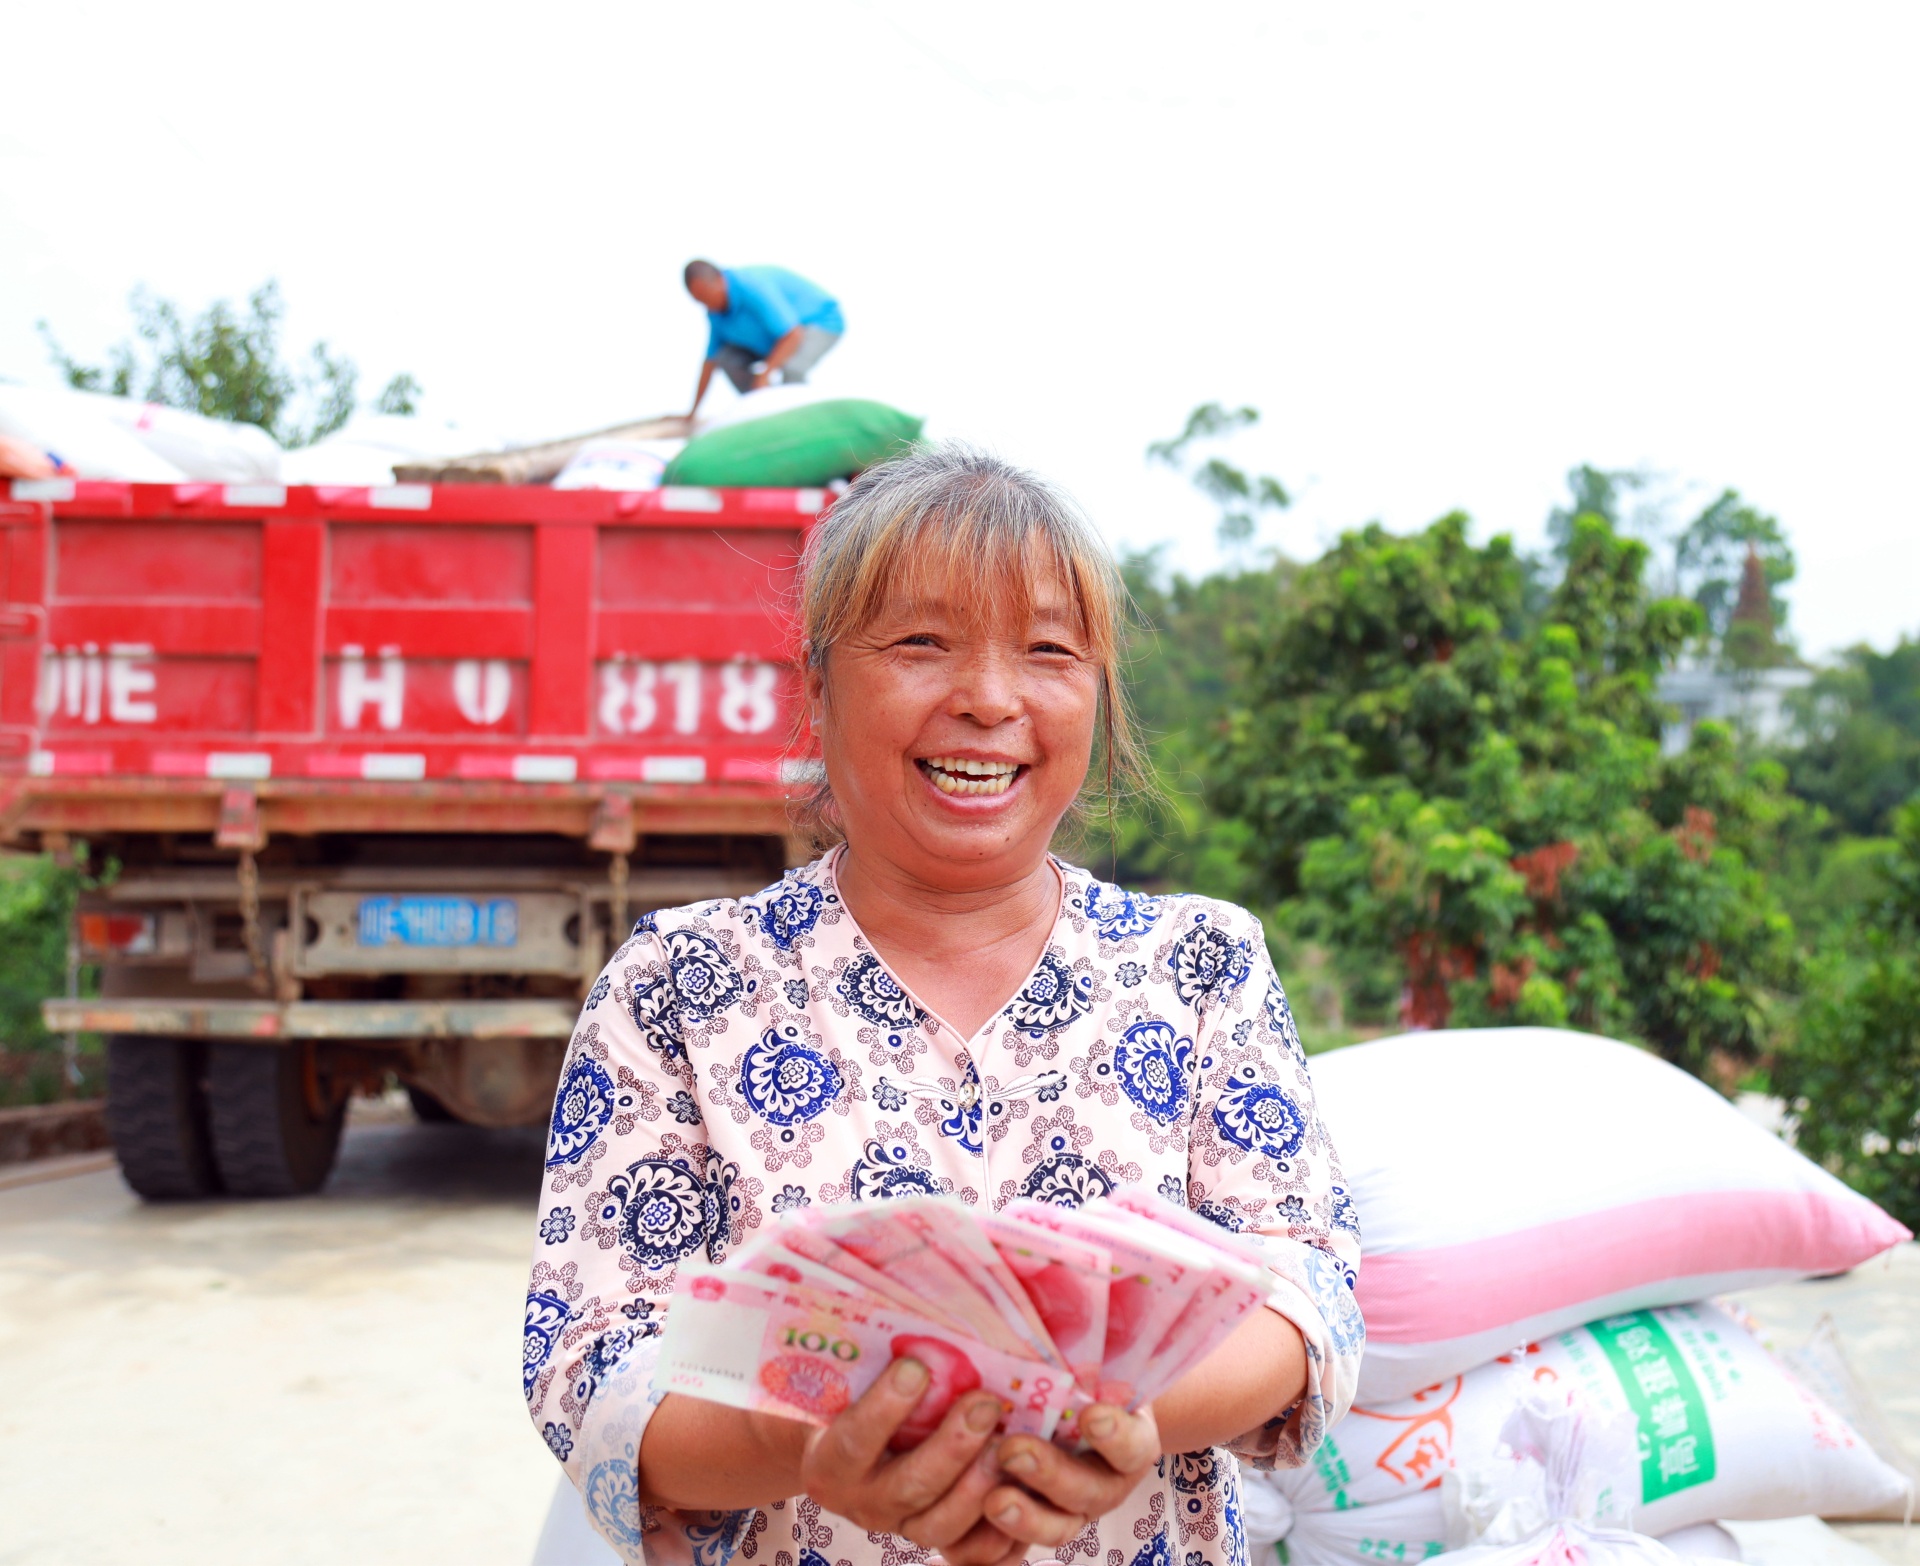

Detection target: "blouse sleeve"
[1183, 905, 1365, 1469]
[524, 927, 755, 1566]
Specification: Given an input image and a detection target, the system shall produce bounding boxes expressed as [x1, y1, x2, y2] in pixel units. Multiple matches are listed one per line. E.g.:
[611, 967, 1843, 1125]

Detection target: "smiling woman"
[794, 443, 1147, 857]
[524, 444, 1364, 1566]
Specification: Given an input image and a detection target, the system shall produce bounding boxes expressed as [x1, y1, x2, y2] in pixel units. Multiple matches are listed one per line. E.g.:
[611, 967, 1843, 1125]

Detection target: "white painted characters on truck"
[334, 652, 521, 733]
[452, 659, 512, 726]
[338, 645, 405, 730]
[32, 645, 791, 735]
[38, 644, 158, 724]
[596, 657, 781, 736]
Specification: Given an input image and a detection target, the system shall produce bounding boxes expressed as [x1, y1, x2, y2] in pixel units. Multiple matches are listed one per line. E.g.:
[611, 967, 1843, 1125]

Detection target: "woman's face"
[807, 560, 1101, 889]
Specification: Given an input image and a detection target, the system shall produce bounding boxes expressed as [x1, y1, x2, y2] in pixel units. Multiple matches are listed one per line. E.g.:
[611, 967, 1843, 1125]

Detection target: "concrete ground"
[1739, 1249, 1920, 1565]
[0, 1101, 1913, 1566]
[0, 1098, 556, 1566]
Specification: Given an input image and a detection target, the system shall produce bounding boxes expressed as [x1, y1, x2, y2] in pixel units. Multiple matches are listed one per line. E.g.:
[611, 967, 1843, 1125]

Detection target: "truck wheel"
[106, 1036, 221, 1200]
[404, 1083, 457, 1123]
[205, 1044, 346, 1197]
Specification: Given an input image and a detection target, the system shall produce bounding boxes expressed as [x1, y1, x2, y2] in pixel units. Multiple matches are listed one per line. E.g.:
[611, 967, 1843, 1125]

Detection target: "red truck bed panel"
[0, 480, 823, 838]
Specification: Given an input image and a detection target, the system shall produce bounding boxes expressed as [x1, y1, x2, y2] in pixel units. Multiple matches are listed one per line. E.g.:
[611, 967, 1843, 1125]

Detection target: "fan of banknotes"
[654, 1188, 1269, 1449]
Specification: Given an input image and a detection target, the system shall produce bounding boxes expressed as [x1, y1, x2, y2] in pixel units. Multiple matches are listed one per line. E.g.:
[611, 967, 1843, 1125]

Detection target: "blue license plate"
[356, 896, 519, 947]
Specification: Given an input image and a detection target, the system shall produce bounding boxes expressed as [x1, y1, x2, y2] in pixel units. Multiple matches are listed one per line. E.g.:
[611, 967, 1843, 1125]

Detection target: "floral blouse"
[524, 848, 1364, 1566]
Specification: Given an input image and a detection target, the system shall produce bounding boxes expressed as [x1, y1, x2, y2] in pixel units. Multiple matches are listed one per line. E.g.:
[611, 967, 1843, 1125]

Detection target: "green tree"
[1102, 550, 1281, 899]
[372, 372, 423, 417]
[1674, 489, 1796, 645]
[1545, 464, 1660, 550]
[0, 854, 99, 1106]
[1784, 637, 1920, 838]
[39, 281, 421, 449]
[1774, 796, 1920, 1228]
[1096, 411, 1302, 894]
[1147, 403, 1291, 548]
[1211, 497, 1796, 1077]
[0, 856, 76, 1053]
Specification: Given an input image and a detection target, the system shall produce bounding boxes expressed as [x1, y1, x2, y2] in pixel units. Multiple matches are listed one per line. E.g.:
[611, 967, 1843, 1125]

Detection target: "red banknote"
[654, 1188, 1271, 1450]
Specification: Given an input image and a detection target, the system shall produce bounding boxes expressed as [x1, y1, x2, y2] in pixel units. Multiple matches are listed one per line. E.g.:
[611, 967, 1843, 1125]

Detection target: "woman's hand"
[801, 1356, 1023, 1565]
[985, 1404, 1161, 1553]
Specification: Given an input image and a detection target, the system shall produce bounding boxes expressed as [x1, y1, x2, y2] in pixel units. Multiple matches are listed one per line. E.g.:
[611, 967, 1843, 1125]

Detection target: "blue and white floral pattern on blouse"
[549, 1055, 622, 1168]
[743, 875, 828, 953]
[835, 952, 926, 1031]
[738, 1022, 844, 1126]
[1113, 1019, 1194, 1125]
[1082, 882, 1162, 943]
[525, 848, 1362, 1566]
[1004, 952, 1096, 1036]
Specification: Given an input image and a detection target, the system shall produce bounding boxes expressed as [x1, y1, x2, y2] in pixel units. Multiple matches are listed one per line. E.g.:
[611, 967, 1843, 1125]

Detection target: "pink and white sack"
[1308, 1028, 1910, 1403]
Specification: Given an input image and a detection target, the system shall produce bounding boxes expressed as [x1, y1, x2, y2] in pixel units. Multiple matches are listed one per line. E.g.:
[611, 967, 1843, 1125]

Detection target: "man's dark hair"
[684, 259, 722, 288]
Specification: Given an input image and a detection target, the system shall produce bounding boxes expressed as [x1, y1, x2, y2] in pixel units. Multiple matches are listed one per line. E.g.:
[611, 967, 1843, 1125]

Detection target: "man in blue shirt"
[683, 260, 845, 417]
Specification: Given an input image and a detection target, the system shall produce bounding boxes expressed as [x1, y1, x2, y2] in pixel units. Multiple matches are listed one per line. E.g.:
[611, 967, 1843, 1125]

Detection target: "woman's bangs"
[845, 506, 1103, 653]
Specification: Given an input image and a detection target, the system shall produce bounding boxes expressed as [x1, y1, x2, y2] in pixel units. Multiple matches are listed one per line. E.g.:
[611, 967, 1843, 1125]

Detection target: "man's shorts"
[712, 326, 842, 392]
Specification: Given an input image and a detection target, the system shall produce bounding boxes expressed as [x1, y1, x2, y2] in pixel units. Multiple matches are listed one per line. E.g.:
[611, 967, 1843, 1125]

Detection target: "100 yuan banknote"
[653, 1270, 1078, 1448]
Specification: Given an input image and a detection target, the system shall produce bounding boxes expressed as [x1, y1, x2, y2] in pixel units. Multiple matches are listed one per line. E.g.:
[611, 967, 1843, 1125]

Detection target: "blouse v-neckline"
[823, 842, 1067, 1057]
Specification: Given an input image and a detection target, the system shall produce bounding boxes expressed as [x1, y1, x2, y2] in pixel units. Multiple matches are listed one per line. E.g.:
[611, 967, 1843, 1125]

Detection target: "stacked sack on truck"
[1237, 1028, 1914, 1565]
[0, 383, 282, 481]
[663, 385, 922, 488]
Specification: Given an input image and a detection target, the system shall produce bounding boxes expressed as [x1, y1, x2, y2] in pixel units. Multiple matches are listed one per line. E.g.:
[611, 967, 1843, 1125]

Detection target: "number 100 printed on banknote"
[655, 1271, 1074, 1446]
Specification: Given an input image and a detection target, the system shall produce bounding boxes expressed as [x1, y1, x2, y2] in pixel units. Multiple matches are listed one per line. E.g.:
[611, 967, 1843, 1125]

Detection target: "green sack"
[664, 399, 924, 488]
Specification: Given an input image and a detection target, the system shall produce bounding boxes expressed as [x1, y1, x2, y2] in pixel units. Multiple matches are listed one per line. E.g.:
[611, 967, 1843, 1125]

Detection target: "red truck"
[0, 477, 820, 1199]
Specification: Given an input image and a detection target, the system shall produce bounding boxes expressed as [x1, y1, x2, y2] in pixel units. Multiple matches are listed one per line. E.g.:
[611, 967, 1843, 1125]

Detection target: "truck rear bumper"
[42, 997, 577, 1042]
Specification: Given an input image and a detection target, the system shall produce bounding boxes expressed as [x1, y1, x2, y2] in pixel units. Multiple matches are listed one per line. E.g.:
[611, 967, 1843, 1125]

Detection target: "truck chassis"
[2, 479, 818, 1197]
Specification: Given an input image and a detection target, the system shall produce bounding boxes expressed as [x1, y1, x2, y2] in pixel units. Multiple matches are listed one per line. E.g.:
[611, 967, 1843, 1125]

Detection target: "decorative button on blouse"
[526, 848, 1365, 1566]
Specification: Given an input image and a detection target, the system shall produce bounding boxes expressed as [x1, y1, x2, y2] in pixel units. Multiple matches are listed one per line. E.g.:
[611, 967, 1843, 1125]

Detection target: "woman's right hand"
[802, 1355, 1023, 1566]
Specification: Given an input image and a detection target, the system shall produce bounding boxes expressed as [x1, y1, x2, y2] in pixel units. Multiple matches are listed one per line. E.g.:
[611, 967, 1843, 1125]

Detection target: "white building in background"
[1656, 661, 1815, 755]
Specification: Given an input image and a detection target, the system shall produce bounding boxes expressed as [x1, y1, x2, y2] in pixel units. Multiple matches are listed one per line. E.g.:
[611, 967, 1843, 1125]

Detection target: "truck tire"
[404, 1083, 457, 1123]
[106, 1036, 221, 1200]
[205, 1044, 346, 1197]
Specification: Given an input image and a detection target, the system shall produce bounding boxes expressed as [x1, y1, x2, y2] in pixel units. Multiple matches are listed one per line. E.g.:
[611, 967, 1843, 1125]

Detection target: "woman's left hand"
[985, 1404, 1161, 1552]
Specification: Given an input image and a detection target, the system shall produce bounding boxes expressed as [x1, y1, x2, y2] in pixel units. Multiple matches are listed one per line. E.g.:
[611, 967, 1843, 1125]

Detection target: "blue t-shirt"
[704, 266, 844, 359]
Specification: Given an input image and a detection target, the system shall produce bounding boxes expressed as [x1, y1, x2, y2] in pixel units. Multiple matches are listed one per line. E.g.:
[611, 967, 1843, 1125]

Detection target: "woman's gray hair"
[792, 442, 1149, 849]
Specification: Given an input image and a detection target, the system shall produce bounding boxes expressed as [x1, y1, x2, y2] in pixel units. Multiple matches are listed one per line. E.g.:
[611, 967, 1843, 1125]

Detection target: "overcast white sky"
[4, 2, 1915, 657]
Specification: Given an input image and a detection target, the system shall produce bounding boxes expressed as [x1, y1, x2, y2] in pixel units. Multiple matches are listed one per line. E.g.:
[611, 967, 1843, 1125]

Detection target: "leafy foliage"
[1208, 504, 1797, 1075]
[0, 855, 77, 1053]
[0, 854, 105, 1106]
[1773, 797, 1920, 1228]
[39, 281, 422, 449]
[1785, 637, 1920, 837]
[373, 372, 423, 417]
[1102, 552, 1280, 900]
[1546, 464, 1665, 555]
[1546, 465, 1797, 660]
[1675, 490, 1796, 644]
[1147, 402, 1290, 546]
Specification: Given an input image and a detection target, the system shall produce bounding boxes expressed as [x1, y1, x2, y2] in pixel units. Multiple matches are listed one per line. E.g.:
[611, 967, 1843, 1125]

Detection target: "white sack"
[1778, 1316, 1920, 1520]
[278, 438, 409, 485]
[1440, 1393, 1687, 1566]
[1240, 1303, 1910, 1566]
[552, 438, 684, 492]
[92, 394, 281, 481]
[0, 384, 185, 481]
[1654, 1523, 1741, 1560]
[1309, 1028, 1908, 1402]
[279, 413, 509, 485]
[1445, 1520, 1694, 1566]
[1720, 1516, 1893, 1566]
